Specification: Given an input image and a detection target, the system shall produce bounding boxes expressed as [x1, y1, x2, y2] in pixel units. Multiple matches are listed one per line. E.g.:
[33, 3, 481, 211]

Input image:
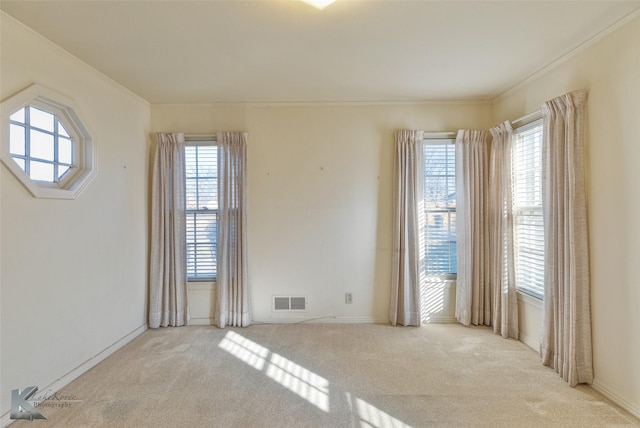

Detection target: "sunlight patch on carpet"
[266, 352, 330, 412]
[355, 397, 412, 428]
[218, 331, 269, 370]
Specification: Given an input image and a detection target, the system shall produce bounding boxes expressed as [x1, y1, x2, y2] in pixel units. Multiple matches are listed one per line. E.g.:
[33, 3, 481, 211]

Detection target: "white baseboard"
[189, 317, 214, 326]
[1, 324, 147, 428]
[423, 315, 457, 323]
[519, 331, 539, 351]
[591, 379, 640, 420]
[253, 316, 389, 324]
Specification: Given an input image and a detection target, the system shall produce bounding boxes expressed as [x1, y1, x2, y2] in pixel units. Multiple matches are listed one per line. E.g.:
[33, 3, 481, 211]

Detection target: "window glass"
[9, 104, 75, 183]
[185, 144, 218, 280]
[512, 120, 545, 298]
[423, 141, 457, 276]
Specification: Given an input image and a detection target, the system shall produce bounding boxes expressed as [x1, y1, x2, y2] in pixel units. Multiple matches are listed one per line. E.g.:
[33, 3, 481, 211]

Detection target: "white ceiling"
[2, 1, 639, 104]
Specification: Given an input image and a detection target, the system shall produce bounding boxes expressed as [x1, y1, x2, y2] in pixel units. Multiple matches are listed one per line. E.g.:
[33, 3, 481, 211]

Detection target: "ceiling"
[2, 1, 639, 104]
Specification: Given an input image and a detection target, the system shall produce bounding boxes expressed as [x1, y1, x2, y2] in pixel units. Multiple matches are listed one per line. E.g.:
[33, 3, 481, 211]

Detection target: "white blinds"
[512, 120, 544, 297]
[185, 144, 218, 280]
[423, 140, 457, 276]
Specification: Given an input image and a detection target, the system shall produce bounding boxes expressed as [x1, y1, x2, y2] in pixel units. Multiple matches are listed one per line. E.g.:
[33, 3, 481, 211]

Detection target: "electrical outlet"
[345, 292, 353, 304]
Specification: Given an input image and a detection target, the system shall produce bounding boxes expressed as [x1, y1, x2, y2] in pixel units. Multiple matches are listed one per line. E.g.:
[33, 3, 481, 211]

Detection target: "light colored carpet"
[11, 323, 640, 427]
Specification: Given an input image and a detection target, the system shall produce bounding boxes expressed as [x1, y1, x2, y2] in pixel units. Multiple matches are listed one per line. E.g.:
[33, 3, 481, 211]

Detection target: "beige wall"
[3, 4, 639, 423]
[493, 15, 640, 417]
[0, 13, 150, 417]
[152, 103, 490, 323]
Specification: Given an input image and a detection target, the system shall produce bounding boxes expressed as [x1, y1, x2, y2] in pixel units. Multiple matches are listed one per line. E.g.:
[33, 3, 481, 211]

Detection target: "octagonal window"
[10, 106, 75, 183]
[1, 84, 96, 199]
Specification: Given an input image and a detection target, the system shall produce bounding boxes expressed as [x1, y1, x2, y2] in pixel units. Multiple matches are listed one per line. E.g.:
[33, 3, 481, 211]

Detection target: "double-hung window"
[185, 142, 218, 281]
[511, 119, 545, 298]
[423, 139, 457, 277]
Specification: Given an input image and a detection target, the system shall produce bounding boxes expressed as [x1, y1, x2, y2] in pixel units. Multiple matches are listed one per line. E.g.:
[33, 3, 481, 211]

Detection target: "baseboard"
[189, 317, 214, 326]
[591, 379, 640, 420]
[519, 331, 539, 351]
[253, 316, 389, 324]
[423, 315, 457, 323]
[1, 324, 147, 428]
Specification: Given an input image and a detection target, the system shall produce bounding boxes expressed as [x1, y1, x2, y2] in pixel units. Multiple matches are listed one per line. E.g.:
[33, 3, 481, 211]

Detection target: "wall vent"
[273, 296, 306, 312]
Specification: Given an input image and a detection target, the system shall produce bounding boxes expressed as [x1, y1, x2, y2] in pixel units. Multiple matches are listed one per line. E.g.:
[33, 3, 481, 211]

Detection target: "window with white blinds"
[185, 143, 218, 280]
[512, 119, 544, 298]
[423, 140, 457, 276]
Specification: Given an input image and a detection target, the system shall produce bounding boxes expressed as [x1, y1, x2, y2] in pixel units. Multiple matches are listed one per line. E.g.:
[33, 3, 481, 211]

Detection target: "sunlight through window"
[420, 278, 446, 322]
[355, 397, 412, 428]
[218, 331, 269, 371]
[266, 353, 330, 412]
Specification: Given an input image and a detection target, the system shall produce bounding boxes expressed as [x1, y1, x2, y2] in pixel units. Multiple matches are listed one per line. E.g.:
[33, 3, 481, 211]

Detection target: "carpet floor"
[10, 323, 640, 427]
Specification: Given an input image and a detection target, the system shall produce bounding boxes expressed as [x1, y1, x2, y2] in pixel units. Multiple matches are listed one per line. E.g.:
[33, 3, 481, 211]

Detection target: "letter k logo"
[10, 386, 47, 420]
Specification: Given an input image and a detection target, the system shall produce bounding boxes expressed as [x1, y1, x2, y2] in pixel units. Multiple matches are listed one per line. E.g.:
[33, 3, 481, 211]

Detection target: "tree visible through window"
[423, 141, 457, 276]
[185, 144, 218, 280]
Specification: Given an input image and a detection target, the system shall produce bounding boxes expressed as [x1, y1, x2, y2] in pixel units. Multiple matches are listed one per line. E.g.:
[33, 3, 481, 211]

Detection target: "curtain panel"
[149, 133, 188, 328]
[541, 90, 593, 385]
[455, 130, 491, 327]
[390, 130, 424, 326]
[215, 132, 251, 328]
[488, 122, 518, 339]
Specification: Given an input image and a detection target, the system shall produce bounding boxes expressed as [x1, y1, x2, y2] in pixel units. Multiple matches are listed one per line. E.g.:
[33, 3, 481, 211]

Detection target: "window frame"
[0, 84, 96, 199]
[9, 103, 76, 187]
[511, 115, 545, 300]
[422, 134, 457, 280]
[184, 137, 218, 282]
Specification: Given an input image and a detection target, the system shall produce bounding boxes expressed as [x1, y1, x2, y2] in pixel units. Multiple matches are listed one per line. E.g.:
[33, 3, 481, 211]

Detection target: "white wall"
[152, 103, 490, 323]
[0, 13, 150, 418]
[492, 14, 640, 417]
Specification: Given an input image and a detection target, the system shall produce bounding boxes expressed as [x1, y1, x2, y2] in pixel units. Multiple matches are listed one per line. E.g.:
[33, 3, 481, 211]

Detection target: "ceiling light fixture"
[302, 0, 336, 10]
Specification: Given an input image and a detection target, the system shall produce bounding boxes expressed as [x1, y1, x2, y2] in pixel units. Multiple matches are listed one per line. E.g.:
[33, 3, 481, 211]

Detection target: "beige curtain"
[489, 122, 518, 339]
[215, 132, 251, 328]
[149, 133, 188, 328]
[390, 130, 424, 326]
[541, 90, 593, 385]
[455, 130, 490, 326]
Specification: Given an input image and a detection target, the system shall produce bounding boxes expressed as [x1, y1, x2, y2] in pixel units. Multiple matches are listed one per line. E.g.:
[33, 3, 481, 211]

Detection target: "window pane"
[14, 158, 25, 171]
[30, 160, 54, 182]
[59, 138, 73, 164]
[10, 107, 26, 124]
[185, 143, 218, 279]
[30, 106, 55, 132]
[58, 165, 70, 179]
[512, 120, 544, 297]
[423, 142, 457, 275]
[58, 120, 70, 137]
[30, 129, 55, 161]
[10, 124, 25, 155]
[186, 210, 217, 278]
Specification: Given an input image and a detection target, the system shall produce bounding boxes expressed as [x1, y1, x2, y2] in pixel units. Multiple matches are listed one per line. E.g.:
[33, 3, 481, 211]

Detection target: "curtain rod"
[185, 134, 217, 141]
[511, 110, 543, 128]
[422, 109, 543, 141]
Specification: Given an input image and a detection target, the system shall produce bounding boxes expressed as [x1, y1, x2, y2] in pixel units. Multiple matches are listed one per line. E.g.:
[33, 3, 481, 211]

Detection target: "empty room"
[1, 1, 639, 427]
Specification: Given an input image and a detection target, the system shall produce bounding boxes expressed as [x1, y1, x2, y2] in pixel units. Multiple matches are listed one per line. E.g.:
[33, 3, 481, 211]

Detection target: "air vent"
[273, 296, 306, 312]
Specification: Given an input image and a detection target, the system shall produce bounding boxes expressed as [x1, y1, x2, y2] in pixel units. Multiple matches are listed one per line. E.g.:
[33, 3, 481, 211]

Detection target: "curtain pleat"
[149, 133, 188, 328]
[455, 130, 491, 326]
[489, 122, 518, 339]
[215, 132, 251, 328]
[390, 130, 424, 326]
[541, 90, 593, 385]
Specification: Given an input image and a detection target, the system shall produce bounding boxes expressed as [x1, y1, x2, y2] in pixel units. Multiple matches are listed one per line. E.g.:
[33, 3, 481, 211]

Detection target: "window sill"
[517, 289, 543, 309]
[188, 281, 216, 291]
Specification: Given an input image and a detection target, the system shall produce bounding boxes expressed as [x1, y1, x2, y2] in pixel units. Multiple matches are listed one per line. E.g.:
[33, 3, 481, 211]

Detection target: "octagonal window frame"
[1, 84, 96, 199]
